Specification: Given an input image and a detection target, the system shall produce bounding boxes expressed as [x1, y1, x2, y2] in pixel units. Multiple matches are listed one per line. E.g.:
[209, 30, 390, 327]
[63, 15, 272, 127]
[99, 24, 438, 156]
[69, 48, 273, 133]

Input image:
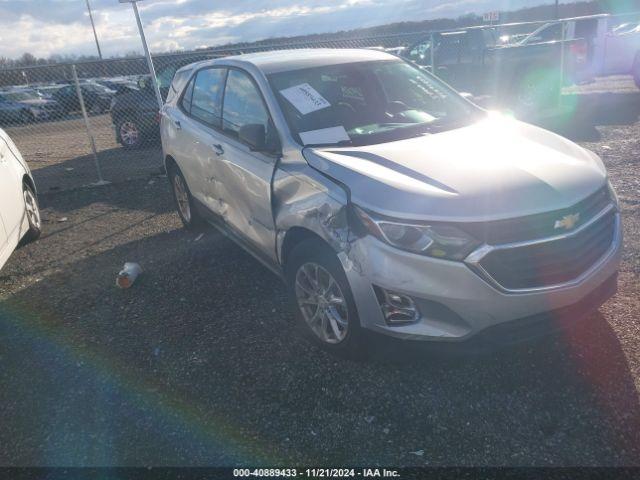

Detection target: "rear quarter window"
[166, 69, 192, 103]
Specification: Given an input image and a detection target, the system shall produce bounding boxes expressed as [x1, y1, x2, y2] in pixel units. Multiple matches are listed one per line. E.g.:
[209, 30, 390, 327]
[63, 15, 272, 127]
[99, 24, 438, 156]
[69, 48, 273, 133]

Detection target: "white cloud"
[0, 0, 561, 60]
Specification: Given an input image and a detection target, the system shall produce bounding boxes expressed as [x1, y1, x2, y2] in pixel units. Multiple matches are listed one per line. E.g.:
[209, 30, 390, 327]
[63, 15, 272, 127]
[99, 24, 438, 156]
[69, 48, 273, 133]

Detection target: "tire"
[633, 52, 640, 90]
[285, 238, 364, 358]
[116, 118, 143, 149]
[20, 182, 41, 245]
[168, 165, 204, 230]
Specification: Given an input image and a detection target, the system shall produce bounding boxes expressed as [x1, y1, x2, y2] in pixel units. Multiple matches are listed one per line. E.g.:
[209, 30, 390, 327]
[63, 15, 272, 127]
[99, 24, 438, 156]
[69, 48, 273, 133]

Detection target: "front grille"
[477, 209, 616, 290]
[463, 186, 610, 245]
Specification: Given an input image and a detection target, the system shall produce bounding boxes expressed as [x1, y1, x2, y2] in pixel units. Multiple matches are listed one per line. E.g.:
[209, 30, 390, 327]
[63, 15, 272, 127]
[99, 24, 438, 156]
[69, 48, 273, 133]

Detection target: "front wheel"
[117, 118, 143, 149]
[286, 238, 364, 357]
[20, 182, 41, 245]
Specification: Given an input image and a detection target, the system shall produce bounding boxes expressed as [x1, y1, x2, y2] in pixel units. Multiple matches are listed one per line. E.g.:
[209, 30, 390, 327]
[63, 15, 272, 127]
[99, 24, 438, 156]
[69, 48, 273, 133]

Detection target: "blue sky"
[0, 0, 561, 59]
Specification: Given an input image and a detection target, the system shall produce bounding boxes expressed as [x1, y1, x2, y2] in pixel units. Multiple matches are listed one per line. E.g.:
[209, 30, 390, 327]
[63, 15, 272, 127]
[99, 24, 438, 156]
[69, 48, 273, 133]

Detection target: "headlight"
[607, 180, 619, 208]
[353, 206, 480, 261]
[29, 107, 43, 116]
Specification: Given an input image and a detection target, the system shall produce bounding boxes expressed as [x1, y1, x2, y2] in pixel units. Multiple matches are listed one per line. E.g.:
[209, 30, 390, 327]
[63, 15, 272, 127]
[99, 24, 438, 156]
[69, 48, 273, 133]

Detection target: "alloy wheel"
[119, 121, 139, 146]
[173, 174, 191, 223]
[23, 187, 41, 230]
[295, 262, 349, 344]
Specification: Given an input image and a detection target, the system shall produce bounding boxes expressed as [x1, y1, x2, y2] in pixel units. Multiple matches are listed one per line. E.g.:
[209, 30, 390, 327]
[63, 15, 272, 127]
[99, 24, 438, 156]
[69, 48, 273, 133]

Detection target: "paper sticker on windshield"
[279, 83, 330, 115]
[299, 126, 349, 145]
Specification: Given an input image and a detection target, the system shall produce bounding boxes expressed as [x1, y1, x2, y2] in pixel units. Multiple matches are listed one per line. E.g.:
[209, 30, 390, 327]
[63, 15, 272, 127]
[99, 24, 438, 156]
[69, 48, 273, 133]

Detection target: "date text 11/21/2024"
[232, 468, 401, 478]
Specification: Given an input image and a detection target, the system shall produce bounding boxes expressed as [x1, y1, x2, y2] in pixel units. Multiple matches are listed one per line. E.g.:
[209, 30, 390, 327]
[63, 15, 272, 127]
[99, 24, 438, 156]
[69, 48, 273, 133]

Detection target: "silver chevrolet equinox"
[160, 49, 622, 354]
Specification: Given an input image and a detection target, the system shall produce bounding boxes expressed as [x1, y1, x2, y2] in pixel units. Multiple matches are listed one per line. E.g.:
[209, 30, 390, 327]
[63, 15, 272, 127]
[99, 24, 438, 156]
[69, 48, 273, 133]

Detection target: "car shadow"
[1, 222, 638, 466]
[527, 90, 640, 142]
[33, 167, 170, 223]
[29, 144, 163, 194]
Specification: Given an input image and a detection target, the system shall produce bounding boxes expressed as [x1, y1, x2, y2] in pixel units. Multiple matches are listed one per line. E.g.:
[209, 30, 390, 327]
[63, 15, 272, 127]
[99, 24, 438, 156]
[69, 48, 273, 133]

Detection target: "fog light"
[374, 286, 420, 325]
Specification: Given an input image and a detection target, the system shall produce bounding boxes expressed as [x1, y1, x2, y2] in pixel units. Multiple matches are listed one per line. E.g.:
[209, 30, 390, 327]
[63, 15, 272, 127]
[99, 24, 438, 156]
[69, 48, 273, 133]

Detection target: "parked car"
[520, 14, 640, 88]
[33, 84, 65, 100]
[50, 82, 114, 114]
[94, 78, 138, 93]
[0, 93, 31, 124]
[109, 76, 159, 149]
[110, 56, 215, 149]
[0, 128, 41, 271]
[403, 26, 588, 113]
[160, 49, 622, 355]
[0, 90, 64, 122]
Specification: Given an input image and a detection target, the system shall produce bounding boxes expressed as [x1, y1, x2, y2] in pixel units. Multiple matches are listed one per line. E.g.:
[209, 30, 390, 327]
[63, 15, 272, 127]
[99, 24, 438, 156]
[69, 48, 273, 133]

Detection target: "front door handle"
[174, 120, 182, 130]
[212, 144, 224, 156]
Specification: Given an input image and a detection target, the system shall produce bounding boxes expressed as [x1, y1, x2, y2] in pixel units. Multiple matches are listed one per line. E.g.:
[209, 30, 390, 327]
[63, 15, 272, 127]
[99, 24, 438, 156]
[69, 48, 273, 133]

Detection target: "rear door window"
[190, 68, 226, 127]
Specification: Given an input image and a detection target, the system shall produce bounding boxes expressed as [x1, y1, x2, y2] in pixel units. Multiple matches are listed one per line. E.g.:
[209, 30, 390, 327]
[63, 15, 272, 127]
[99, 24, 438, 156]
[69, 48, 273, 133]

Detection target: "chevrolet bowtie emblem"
[554, 213, 580, 231]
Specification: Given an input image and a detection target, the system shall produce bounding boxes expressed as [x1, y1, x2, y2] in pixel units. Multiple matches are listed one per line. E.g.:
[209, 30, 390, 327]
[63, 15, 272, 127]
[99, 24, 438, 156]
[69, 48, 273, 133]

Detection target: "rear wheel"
[168, 165, 203, 230]
[286, 238, 364, 357]
[20, 182, 41, 245]
[117, 118, 143, 149]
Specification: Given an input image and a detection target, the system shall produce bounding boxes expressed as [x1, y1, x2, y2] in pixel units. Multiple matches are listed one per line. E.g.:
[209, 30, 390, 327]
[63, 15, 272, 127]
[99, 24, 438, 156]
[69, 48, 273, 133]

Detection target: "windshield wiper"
[349, 122, 435, 145]
[303, 139, 353, 148]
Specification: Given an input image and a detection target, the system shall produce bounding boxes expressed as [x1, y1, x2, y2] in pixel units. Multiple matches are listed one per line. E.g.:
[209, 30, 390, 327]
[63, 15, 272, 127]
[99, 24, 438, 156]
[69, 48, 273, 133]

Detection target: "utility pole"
[86, 0, 103, 60]
[555, 0, 559, 19]
[120, 0, 163, 110]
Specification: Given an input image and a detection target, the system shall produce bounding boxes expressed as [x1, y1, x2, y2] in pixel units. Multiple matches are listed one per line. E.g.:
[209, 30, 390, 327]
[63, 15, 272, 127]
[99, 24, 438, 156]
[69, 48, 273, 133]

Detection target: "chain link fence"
[1, 13, 639, 194]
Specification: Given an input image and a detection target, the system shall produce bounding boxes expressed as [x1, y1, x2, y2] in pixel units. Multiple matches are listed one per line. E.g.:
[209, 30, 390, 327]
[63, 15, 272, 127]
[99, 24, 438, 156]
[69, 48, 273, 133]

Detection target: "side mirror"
[239, 123, 266, 151]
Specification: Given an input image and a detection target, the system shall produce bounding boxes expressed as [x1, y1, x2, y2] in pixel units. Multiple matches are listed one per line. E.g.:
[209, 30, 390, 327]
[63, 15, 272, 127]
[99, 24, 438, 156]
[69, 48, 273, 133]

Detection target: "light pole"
[86, 0, 103, 60]
[119, 0, 164, 110]
[555, 0, 559, 19]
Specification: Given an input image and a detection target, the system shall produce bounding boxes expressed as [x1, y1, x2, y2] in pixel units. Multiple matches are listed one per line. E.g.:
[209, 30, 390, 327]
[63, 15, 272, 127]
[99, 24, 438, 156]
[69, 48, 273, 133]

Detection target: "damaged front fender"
[273, 161, 357, 267]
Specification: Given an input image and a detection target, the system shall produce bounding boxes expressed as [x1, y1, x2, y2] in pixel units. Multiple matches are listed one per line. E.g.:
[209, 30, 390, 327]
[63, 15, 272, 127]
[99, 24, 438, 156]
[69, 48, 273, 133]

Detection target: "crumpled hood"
[304, 115, 607, 222]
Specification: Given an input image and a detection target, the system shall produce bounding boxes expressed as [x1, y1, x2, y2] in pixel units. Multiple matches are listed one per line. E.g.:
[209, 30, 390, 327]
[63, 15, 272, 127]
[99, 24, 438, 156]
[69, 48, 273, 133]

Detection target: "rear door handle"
[212, 144, 224, 156]
[174, 120, 182, 130]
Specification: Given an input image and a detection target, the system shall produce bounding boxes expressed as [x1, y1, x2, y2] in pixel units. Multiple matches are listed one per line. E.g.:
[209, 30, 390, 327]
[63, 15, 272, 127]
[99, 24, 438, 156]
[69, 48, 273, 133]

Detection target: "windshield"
[268, 59, 480, 146]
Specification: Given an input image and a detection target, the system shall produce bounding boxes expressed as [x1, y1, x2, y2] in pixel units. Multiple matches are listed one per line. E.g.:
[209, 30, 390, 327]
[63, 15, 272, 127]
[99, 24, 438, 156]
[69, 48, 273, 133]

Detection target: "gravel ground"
[0, 77, 639, 467]
[4, 113, 162, 193]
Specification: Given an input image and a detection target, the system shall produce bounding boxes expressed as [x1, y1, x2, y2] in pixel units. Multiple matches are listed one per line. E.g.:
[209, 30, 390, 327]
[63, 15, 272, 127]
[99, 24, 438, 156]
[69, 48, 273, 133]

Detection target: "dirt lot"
[4, 113, 162, 193]
[0, 77, 639, 467]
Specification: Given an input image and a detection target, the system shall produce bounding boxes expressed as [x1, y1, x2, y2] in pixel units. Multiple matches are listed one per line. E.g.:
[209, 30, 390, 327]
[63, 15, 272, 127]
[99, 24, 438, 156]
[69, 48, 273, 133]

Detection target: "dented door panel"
[215, 138, 279, 261]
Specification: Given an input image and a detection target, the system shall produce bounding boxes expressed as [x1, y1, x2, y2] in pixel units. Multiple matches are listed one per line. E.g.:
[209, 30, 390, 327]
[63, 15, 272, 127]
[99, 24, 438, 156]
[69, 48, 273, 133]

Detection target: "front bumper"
[340, 213, 622, 344]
